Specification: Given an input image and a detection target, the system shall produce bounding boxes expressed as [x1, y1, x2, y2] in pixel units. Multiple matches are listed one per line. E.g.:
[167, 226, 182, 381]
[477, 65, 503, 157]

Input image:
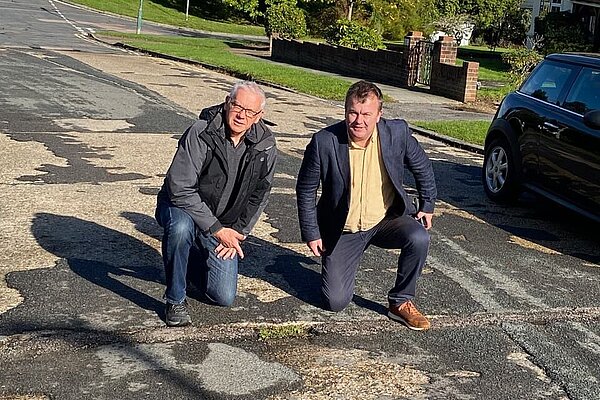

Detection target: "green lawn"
[457, 57, 509, 82]
[69, 0, 265, 36]
[410, 120, 491, 146]
[100, 32, 360, 100]
[84, 0, 509, 146]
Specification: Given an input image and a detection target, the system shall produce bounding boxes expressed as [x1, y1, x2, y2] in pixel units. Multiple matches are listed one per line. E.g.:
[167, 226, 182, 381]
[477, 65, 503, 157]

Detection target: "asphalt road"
[1, 1, 599, 399]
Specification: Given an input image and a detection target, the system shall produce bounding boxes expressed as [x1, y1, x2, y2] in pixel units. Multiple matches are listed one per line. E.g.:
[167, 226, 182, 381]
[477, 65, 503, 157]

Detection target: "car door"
[517, 60, 579, 184]
[542, 67, 600, 213]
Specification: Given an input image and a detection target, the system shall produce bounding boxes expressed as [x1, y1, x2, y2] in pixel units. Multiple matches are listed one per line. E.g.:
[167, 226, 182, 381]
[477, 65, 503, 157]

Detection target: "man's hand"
[416, 212, 434, 230]
[213, 228, 245, 259]
[214, 244, 239, 260]
[307, 239, 325, 257]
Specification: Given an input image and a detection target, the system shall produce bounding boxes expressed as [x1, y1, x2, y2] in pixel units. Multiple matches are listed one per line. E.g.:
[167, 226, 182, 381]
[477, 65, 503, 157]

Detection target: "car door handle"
[541, 121, 561, 139]
[543, 121, 559, 131]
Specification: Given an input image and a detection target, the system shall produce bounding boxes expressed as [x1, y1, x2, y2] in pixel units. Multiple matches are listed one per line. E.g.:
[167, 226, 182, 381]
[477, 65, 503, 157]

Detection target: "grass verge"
[69, 0, 265, 36]
[98, 32, 377, 101]
[411, 120, 491, 146]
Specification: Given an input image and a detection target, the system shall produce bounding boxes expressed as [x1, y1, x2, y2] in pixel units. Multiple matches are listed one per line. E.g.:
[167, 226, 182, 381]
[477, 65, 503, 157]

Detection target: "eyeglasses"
[228, 100, 262, 118]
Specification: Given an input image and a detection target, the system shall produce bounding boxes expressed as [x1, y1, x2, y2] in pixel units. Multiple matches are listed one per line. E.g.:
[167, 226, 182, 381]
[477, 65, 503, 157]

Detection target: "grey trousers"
[321, 215, 430, 312]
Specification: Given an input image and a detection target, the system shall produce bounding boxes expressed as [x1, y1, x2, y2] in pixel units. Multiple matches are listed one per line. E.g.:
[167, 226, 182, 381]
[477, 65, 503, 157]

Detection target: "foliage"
[481, 6, 529, 50]
[221, 0, 263, 21]
[535, 11, 593, 55]
[301, 0, 343, 36]
[366, 0, 437, 40]
[265, 0, 308, 38]
[324, 19, 385, 49]
[435, 0, 523, 31]
[502, 47, 543, 86]
[433, 13, 473, 45]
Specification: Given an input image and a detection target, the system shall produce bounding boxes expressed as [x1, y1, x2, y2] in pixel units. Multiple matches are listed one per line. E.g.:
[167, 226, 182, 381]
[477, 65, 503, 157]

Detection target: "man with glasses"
[156, 81, 277, 327]
[296, 81, 436, 330]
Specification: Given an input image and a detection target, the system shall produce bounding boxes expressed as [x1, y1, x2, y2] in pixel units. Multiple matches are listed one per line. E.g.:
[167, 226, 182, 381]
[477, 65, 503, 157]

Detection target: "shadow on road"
[121, 211, 386, 314]
[30, 212, 165, 317]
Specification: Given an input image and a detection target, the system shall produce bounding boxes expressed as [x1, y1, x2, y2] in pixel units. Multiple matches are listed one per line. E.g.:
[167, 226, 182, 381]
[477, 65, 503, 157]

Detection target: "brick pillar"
[399, 31, 423, 87]
[432, 35, 457, 65]
[462, 61, 479, 102]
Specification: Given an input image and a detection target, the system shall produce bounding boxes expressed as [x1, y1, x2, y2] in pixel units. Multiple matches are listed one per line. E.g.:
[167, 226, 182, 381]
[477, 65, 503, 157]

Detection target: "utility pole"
[185, 0, 190, 21]
[136, 0, 143, 34]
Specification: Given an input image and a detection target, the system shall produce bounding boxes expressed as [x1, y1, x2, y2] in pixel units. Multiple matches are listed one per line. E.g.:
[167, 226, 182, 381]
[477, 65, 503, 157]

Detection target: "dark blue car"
[482, 53, 600, 222]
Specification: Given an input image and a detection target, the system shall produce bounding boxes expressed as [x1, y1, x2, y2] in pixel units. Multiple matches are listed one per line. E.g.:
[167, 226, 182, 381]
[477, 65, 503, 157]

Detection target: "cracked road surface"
[1, 1, 599, 399]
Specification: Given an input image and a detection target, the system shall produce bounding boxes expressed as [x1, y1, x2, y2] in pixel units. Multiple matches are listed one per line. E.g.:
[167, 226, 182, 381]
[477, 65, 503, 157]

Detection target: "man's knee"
[166, 213, 195, 241]
[321, 289, 353, 312]
[205, 289, 236, 307]
[408, 226, 430, 251]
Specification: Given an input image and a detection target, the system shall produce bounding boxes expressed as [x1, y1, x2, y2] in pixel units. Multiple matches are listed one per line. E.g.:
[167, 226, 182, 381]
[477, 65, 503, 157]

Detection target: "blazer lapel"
[334, 124, 350, 191]
[378, 119, 404, 192]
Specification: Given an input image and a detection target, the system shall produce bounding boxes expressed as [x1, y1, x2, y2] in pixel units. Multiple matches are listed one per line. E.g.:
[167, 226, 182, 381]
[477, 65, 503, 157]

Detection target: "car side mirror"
[583, 110, 600, 129]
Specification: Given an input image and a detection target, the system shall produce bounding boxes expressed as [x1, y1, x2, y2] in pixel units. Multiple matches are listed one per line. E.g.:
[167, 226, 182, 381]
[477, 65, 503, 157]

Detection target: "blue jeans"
[156, 204, 238, 306]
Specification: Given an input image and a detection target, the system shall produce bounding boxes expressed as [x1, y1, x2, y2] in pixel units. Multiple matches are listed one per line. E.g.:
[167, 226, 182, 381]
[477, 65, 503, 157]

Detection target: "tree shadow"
[29, 213, 166, 322]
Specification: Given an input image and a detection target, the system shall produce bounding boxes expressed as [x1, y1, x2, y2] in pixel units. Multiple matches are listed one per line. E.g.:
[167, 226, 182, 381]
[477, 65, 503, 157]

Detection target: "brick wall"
[429, 36, 479, 102]
[271, 38, 405, 86]
[271, 36, 479, 103]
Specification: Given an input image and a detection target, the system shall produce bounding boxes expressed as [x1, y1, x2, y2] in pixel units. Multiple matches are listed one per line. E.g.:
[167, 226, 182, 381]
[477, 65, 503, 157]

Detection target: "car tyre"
[482, 137, 519, 202]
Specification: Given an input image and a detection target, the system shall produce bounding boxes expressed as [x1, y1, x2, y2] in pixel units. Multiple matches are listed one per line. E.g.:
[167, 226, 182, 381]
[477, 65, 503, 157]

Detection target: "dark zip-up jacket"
[296, 118, 436, 250]
[157, 104, 277, 235]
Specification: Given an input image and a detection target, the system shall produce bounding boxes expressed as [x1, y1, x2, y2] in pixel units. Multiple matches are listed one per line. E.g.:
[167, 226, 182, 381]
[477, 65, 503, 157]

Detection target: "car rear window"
[563, 67, 600, 115]
[520, 61, 578, 105]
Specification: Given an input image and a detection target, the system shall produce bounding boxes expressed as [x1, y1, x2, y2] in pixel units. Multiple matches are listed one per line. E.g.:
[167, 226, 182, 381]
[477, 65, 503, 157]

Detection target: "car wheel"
[482, 138, 519, 202]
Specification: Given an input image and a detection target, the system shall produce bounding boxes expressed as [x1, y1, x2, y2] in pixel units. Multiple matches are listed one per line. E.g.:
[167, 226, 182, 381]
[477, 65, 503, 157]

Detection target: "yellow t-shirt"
[344, 127, 395, 232]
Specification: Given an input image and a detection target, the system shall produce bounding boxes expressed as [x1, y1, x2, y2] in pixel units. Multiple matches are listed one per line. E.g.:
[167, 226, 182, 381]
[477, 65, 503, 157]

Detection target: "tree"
[266, 0, 308, 39]
[433, 13, 473, 45]
[346, 0, 438, 40]
[536, 11, 593, 54]
[324, 18, 385, 49]
[434, 0, 525, 47]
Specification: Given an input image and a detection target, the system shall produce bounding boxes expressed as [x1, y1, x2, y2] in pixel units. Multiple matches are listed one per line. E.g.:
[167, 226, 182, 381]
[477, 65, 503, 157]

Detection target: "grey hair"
[229, 81, 267, 110]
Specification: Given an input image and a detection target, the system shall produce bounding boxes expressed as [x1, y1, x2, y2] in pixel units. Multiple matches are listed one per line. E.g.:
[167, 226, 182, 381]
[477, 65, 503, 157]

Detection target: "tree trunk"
[347, 0, 354, 21]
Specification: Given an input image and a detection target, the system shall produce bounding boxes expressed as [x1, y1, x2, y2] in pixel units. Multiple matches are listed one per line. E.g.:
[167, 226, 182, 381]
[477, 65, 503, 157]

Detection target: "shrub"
[324, 19, 385, 50]
[535, 11, 593, 55]
[265, 0, 307, 39]
[502, 47, 543, 86]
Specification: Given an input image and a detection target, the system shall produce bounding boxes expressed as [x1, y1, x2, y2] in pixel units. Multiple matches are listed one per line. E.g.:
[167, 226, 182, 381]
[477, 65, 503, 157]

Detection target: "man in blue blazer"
[296, 81, 437, 330]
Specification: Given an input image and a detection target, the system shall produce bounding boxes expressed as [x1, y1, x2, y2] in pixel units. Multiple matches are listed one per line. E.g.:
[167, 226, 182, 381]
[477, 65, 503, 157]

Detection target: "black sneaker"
[165, 301, 192, 327]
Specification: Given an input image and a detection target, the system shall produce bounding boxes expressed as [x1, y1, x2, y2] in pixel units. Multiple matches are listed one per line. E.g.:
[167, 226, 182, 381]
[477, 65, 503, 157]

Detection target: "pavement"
[93, 31, 491, 154]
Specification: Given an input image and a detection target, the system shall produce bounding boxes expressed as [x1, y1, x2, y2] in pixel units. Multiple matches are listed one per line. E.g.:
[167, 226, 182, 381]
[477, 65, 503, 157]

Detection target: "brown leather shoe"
[388, 300, 431, 331]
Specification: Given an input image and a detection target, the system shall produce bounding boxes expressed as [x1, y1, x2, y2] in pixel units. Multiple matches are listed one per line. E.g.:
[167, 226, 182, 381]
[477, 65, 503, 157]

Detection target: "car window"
[563, 68, 600, 115]
[520, 61, 578, 105]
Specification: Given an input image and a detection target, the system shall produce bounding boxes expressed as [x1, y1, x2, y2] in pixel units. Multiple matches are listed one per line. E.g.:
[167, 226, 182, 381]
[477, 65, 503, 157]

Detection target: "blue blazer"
[296, 118, 437, 249]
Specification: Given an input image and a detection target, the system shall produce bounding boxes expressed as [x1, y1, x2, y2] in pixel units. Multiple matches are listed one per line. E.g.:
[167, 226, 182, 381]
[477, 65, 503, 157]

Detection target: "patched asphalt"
[1, 2, 600, 399]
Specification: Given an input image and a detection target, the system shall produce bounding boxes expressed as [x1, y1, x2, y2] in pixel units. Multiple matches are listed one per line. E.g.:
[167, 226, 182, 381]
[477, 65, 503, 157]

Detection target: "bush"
[324, 19, 385, 50]
[265, 0, 307, 39]
[502, 47, 543, 86]
[535, 11, 593, 55]
[367, 0, 437, 41]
